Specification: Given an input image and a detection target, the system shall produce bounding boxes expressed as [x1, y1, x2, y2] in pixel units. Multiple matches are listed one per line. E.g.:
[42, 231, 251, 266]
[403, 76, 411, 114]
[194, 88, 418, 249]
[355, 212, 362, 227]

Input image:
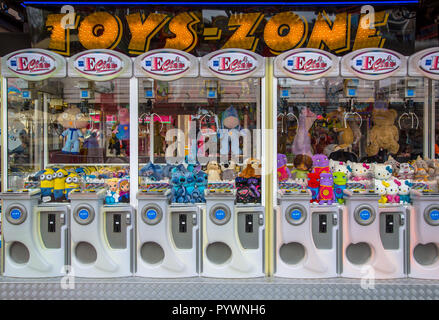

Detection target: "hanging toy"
[292, 107, 316, 157]
[58, 106, 88, 154]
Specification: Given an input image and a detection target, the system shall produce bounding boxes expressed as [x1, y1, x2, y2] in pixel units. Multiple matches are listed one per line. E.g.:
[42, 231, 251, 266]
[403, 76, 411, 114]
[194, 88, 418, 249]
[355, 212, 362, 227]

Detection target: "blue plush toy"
[220, 105, 241, 156]
[140, 162, 164, 181]
[184, 171, 196, 203]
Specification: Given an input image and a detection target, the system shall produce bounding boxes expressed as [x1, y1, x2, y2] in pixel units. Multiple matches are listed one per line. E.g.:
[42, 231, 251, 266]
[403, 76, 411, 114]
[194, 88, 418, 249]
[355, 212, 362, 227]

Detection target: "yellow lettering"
[46, 13, 78, 56]
[223, 13, 264, 51]
[353, 11, 388, 50]
[263, 12, 308, 55]
[164, 12, 200, 52]
[78, 12, 122, 50]
[126, 12, 170, 55]
[307, 11, 351, 54]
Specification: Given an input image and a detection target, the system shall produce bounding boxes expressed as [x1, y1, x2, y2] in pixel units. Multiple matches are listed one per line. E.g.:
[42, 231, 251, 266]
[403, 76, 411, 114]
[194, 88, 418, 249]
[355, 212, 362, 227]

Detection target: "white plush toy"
[373, 163, 393, 180]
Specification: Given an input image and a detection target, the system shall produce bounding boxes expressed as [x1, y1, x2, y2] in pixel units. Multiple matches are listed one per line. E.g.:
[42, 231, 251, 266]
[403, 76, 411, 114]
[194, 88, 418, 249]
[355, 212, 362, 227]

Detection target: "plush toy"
[327, 107, 354, 150]
[292, 107, 317, 157]
[349, 162, 371, 182]
[386, 179, 400, 203]
[114, 107, 130, 156]
[221, 160, 237, 181]
[170, 172, 187, 203]
[333, 171, 347, 204]
[184, 171, 196, 203]
[39, 168, 55, 200]
[105, 178, 120, 204]
[331, 161, 351, 179]
[64, 172, 80, 200]
[240, 158, 262, 178]
[140, 162, 164, 181]
[53, 168, 68, 201]
[398, 179, 412, 204]
[277, 153, 291, 182]
[220, 106, 241, 156]
[58, 106, 88, 154]
[413, 156, 429, 181]
[307, 172, 320, 203]
[318, 173, 335, 205]
[398, 162, 414, 180]
[206, 161, 222, 182]
[373, 163, 393, 180]
[118, 179, 130, 203]
[425, 158, 439, 180]
[311, 154, 331, 176]
[375, 179, 388, 204]
[384, 155, 400, 176]
[366, 108, 399, 156]
[291, 154, 313, 180]
[236, 177, 261, 204]
[193, 171, 208, 203]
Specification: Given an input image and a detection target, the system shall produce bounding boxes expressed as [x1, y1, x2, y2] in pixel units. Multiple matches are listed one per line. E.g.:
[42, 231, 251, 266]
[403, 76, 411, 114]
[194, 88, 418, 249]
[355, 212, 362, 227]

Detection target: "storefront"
[2, 1, 439, 299]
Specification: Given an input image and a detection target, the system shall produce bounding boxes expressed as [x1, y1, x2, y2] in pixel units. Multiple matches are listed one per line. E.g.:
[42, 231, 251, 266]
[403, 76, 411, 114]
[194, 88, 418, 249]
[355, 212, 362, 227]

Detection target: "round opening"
[279, 242, 305, 265]
[140, 242, 165, 265]
[346, 242, 372, 265]
[414, 243, 439, 266]
[9, 242, 29, 264]
[206, 242, 232, 265]
[75, 242, 97, 264]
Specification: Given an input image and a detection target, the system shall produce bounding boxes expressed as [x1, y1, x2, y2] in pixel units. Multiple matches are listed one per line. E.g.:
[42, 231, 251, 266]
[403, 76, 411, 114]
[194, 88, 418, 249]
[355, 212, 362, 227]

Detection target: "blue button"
[10, 209, 21, 220]
[359, 209, 371, 221]
[215, 209, 226, 220]
[146, 209, 157, 220]
[430, 209, 439, 221]
[78, 209, 89, 220]
[290, 209, 302, 220]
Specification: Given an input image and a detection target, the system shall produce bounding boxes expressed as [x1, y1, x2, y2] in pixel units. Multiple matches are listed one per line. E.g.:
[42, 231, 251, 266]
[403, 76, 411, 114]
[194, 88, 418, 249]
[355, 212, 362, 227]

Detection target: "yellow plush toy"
[366, 108, 399, 156]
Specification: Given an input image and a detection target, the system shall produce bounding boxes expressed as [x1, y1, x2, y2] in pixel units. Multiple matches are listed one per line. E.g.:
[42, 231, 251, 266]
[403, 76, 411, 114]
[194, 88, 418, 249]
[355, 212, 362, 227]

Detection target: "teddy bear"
[366, 108, 399, 156]
[221, 160, 237, 181]
[57, 106, 88, 154]
[240, 158, 262, 178]
[206, 161, 222, 182]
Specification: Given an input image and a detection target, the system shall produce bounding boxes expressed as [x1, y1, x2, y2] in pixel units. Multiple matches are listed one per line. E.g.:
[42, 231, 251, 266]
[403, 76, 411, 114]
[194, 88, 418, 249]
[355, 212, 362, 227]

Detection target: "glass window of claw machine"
[1, 49, 67, 191]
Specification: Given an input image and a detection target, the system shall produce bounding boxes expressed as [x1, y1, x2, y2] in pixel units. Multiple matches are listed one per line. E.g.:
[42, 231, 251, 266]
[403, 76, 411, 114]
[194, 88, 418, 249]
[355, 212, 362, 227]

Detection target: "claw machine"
[199, 48, 266, 278]
[408, 47, 439, 279]
[272, 48, 341, 278]
[134, 48, 202, 278]
[65, 49, 134, 278]
[0, 48, 69, 277]
[338, 47, 426, 279]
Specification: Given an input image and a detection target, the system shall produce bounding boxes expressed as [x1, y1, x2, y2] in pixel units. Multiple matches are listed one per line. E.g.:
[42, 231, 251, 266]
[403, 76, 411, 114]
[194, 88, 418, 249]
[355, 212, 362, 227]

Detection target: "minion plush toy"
[53, 168, 68, 201]
[64, 172, 80, 200]
[39, 168, 55, 200]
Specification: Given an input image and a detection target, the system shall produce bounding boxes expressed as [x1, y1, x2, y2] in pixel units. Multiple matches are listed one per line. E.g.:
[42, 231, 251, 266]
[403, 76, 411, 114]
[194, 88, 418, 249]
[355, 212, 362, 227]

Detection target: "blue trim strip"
[22, 1, 420, 6]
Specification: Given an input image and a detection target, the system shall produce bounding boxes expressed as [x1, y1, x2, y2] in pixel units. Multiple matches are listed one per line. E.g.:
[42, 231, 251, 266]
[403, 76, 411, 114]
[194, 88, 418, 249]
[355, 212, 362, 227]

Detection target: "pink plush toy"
[292, 107, 317, 158]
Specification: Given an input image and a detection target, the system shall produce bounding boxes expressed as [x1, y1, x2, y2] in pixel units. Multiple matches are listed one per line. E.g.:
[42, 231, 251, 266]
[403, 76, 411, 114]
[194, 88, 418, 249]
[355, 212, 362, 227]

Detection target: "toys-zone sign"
[33, 8, 414, 57]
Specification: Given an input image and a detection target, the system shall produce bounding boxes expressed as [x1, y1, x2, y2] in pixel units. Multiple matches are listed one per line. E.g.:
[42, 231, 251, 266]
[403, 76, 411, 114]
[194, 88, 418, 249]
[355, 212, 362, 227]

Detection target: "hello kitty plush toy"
[332, 161, 351, 179]
[398, 179, 413, 204]
[373, 164, 393, 181]
[386, 179, 400, 203]
[349, 162, 371, 187]
[375, 179, 388, 204]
